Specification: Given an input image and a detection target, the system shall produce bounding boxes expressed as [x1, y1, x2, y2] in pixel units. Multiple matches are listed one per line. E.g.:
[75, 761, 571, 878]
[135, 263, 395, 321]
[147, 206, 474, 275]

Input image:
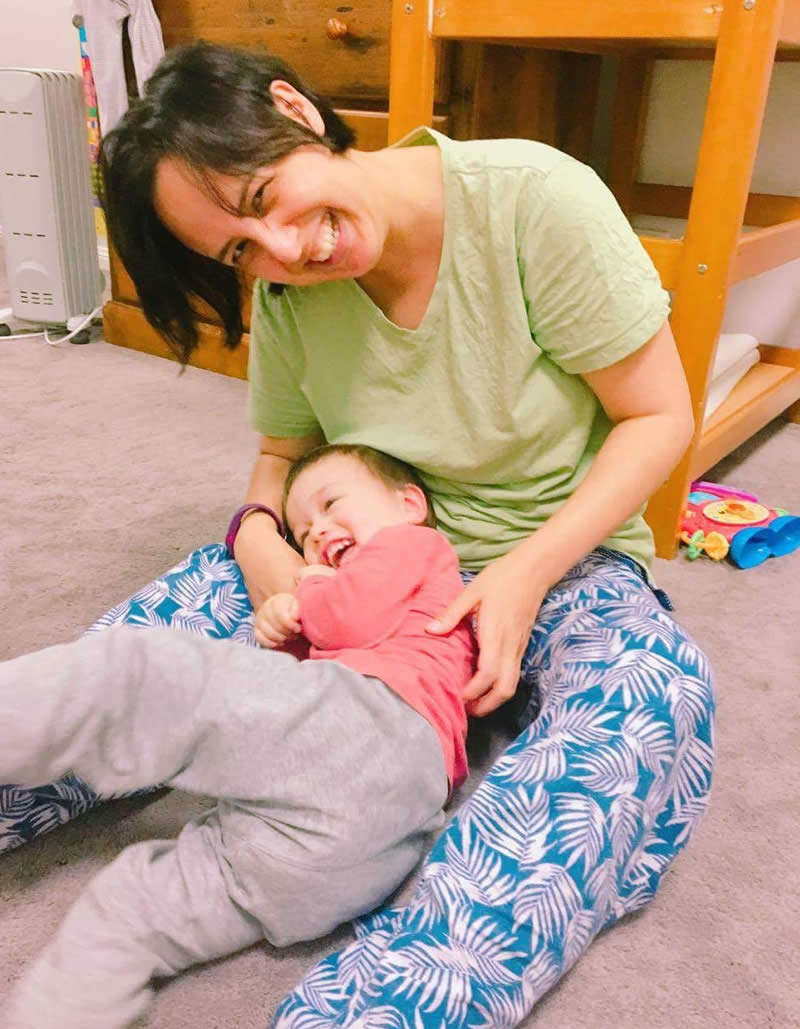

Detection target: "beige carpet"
[1, 332, 799, 1028]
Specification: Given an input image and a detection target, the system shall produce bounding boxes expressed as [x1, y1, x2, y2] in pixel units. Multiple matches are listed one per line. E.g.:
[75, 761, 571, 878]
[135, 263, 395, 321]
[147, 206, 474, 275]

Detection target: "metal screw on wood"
[697, 263, 709, 274]
[327, 17, 349, 39]
[404, 3, 413, 12]
[743, 0, 756, 9]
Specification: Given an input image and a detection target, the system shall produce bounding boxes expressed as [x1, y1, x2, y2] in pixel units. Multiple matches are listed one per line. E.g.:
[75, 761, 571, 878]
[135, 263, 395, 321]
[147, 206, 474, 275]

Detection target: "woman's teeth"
[310, 212, 338, 263]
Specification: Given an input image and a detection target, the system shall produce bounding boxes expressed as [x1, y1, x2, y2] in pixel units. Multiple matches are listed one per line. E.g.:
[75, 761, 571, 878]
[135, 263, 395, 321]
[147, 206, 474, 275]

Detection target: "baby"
[1, 443, 475, 1029]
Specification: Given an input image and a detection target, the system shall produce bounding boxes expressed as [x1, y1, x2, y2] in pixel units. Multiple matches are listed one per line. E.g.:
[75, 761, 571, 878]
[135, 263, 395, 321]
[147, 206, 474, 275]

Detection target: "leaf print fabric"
[0, 544, 713, 1029]
[272, 549, 715, 1028]
[0, 544, 254, 853]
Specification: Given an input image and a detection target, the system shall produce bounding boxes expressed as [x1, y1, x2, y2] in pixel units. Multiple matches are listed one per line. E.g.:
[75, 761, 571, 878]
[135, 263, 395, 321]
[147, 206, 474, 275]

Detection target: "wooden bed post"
[642, 0, 784, 557]
[388, 0, 435, 142]
[606, 53, 653, 217]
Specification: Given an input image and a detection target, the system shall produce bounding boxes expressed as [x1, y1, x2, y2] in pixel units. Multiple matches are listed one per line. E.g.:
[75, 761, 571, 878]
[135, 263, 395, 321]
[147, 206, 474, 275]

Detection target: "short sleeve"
[517, 158, 670, 375]
[247, 281, 322, 438]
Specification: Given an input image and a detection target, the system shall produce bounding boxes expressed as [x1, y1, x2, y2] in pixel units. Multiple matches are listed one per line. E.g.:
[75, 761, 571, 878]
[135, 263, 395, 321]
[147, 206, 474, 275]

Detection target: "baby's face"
[285, 455, 421, 568]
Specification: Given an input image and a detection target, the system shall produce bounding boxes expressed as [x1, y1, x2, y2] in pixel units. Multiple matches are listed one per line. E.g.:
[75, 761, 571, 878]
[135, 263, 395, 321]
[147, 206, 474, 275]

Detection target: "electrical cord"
[0, 307, 102, 345]
[43, 306, 102, 346]
[0, 328, 45, 341]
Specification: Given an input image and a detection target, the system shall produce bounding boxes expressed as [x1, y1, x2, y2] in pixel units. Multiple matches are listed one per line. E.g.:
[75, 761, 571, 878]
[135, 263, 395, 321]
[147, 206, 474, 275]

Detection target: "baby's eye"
[230, 239, 248, 266]
[324, 497, 339, 510]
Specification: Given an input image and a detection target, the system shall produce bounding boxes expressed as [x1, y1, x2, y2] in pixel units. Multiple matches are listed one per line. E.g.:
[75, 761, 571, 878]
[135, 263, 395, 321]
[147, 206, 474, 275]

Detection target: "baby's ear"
[401, 484, 429, 525]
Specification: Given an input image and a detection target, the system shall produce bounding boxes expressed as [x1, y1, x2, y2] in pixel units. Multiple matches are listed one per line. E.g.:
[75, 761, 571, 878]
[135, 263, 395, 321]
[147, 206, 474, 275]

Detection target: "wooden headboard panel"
[152, 0, 392, 105]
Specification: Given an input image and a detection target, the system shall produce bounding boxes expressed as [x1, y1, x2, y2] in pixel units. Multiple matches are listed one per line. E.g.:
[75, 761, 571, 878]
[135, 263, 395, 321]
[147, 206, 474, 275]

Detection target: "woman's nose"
[259, 219, 304, 267]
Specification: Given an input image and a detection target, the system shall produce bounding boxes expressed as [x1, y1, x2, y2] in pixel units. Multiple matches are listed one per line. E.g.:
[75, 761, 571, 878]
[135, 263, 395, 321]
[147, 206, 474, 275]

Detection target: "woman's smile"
[309, 211, 339, 264]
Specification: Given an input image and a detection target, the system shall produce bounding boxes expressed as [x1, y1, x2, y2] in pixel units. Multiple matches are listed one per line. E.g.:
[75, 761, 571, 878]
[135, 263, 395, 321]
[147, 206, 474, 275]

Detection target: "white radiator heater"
[0, 69, 101, 328]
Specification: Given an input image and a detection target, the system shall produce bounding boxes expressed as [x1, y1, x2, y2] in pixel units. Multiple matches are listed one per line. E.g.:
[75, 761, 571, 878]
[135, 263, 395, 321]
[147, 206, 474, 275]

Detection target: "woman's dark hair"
[282, 443, 437, 549]
[100, 42, 355, 363]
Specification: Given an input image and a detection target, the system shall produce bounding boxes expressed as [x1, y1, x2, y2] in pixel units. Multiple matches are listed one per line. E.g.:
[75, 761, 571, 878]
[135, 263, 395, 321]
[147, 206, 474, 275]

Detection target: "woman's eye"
[230, 240, 248, 266]
[252, 184, 266, 215]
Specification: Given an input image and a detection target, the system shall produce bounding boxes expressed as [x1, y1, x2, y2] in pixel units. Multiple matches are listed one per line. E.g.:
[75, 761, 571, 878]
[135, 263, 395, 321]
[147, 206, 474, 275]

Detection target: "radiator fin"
[0, 69, 100, 324]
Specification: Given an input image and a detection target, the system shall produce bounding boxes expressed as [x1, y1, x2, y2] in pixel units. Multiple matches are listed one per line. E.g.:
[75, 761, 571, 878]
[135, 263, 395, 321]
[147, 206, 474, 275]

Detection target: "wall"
[639, 59, 800, 349]
[0, 0, 80, 74]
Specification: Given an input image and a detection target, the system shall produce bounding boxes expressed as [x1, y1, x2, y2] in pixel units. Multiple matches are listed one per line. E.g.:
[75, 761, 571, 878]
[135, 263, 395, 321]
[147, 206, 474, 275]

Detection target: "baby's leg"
[0, 624, 303, 795]
[4, 811, 263, 1029]
[1, 632, 449, 1027]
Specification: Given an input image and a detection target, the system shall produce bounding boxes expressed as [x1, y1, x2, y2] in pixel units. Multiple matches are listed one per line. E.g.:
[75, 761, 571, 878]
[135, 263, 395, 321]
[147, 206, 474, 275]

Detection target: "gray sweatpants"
[0, 626, 447, 1029]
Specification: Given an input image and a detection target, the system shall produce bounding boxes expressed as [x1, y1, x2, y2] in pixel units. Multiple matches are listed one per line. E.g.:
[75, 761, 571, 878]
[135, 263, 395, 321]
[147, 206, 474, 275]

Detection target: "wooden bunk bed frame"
[388, 0, 800, 557]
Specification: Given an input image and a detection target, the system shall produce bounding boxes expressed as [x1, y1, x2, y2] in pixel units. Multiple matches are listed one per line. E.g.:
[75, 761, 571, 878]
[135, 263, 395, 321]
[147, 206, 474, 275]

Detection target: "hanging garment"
[73, 0, 165, 134]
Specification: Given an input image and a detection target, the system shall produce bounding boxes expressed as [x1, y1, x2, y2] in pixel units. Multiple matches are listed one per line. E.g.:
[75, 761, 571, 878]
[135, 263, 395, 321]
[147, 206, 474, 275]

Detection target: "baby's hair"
[282, 443, 436, 548]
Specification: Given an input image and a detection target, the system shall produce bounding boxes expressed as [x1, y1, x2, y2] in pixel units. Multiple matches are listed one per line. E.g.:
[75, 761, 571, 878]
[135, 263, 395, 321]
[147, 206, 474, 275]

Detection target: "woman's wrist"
[226, 503, 284, 558]
[234, 514, 304, 609]
[232, 508, 286, 563]
[513, 511, 604, 591]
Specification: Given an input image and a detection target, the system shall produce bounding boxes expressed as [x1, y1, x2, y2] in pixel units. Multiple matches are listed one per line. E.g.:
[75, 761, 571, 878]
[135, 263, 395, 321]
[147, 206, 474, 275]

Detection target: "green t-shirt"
[248, 129, 670, 572]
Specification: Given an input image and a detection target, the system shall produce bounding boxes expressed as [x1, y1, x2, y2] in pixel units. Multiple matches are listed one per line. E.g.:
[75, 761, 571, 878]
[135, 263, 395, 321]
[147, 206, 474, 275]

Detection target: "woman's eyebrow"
[237, 173, 256, 214]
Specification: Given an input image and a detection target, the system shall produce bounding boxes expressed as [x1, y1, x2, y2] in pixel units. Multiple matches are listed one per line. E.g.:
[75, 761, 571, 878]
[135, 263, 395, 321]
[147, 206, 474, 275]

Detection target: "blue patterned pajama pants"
[0, 544, 714, 1028]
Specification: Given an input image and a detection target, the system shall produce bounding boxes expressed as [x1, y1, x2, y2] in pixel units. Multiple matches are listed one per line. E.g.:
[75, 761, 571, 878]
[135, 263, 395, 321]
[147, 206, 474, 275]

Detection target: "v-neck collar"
[348, 127, 451, 336]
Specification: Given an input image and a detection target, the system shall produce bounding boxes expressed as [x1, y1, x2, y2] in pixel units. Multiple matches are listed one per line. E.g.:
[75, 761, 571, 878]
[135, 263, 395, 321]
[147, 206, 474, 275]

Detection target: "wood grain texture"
[153, 0, 392, 102]
[632, 183, 800, 227]
[606, 55, 652, 216]
[731, 220, 800, 283]
[387, 0, 435, 140]
[691, 361, 800, 477]
[431, 0, 722, 43]
[638, 236, 681, 290]
[104, 300, 250, 379]
[644, 0, 787, 555]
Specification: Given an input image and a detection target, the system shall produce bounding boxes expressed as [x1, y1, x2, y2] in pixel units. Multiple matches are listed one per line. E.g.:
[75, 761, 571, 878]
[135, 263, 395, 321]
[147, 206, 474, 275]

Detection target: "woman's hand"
[237, 433, 325, 610]
[254, 592, 301, 649]
[427, 551, 546, 717]
[426, 321, 693, 717]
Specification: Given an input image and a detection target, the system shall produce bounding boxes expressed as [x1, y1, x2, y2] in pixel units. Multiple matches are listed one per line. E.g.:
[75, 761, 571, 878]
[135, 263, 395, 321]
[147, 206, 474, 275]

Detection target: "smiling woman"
[100, 43, 358, 362]
[6, 37, 716, 1029]
[151, 141, 379, 285]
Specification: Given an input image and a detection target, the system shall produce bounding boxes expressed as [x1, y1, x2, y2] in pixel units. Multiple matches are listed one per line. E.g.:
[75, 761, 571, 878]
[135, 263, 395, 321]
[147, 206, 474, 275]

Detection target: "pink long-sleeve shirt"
[295, 524, 476, 787]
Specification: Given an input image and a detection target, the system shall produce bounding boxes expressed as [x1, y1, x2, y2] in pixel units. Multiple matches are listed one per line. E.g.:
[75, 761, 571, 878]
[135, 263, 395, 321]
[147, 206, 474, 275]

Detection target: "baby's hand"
[254, 592, 301, 649]
[296, 563, 337, 582]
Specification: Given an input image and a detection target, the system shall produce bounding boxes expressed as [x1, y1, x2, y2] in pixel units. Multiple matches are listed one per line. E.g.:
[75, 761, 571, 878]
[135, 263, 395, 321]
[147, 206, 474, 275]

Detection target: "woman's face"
[153, 143, 386, 286]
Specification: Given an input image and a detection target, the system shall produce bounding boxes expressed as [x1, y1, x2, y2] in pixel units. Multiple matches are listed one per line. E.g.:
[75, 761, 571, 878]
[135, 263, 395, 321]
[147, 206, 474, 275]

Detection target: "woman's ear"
[400, 484, 430, 526]
[269, 80, 326, 137]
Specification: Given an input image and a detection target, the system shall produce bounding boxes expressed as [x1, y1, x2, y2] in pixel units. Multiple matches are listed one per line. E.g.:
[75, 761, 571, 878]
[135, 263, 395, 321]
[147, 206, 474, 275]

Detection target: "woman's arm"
[234, 431, 325, 610]
[429, 319, 693, 714]
[517, 318, 693, 584]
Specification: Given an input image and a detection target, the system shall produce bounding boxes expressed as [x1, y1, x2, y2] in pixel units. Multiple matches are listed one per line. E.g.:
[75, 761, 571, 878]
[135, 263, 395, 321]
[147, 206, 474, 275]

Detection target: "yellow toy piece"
[680, 529, 730, 561]
[702, 500, 770, 526]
